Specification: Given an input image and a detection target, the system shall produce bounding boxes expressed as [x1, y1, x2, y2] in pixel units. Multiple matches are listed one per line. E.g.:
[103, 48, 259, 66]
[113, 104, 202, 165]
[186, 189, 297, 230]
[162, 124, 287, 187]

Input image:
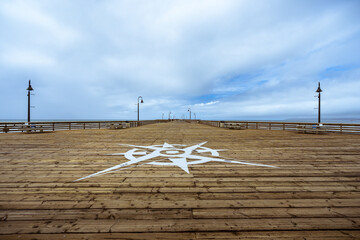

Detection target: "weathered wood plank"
[0, 209, 192, 221]
[1, 218, 359, 234]
[1, 199, 359, 210]
[2, 231, 358, 240]
[193, 207, 360, 218]
[1, 207, 358, 221]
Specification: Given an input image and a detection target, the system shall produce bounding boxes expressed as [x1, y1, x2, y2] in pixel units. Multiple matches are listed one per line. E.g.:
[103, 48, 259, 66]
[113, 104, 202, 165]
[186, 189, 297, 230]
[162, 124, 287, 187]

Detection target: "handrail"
[0, 120, 167, 133]
[2, 119, 359, 134]
[199, 120, 360, 134]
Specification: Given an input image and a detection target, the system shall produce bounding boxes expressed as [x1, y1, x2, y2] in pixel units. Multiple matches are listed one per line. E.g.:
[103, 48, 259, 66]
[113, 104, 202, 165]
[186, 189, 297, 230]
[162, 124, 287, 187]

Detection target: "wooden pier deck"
[0, 121, 359, 239]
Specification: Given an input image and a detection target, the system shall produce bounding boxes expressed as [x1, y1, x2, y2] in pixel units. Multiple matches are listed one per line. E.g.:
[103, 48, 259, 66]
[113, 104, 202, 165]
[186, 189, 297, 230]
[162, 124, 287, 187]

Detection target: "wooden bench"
[296, 124, 327, 134]
[2, 126, 10, 133]
[108, 123, 129, 130]
[108, 123, 122, 130]
[21, 125, 49, 133]
[224, 123, 246, 130]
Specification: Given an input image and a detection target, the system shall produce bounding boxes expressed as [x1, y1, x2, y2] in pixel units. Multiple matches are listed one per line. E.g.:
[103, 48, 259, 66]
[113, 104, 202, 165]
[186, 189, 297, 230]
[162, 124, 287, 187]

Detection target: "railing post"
[69, 123, 71, 130]
[246, 122, 248, 129]
[52, 123, 55, 131]
[283, 124, 285, 130]
[256, 123, 258, 129]
[99, 122, 101, 129]
[340, 124, 343, 134]
[83, 123, 86, 129]
[269, 123, 271, 130]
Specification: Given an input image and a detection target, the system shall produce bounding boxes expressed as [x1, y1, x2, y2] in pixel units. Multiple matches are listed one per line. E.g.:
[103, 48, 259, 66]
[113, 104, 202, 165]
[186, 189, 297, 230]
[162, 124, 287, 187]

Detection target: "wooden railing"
[199, 120, 360, 134]
[3, 119, 359, 134]
[0, 120, 166, 133]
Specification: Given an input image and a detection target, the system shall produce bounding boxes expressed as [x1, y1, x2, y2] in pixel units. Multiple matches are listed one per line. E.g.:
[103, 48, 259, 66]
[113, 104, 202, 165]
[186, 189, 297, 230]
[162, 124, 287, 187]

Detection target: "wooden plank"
[1, 180, 360, 188]
[0, 209, 192, 221]
[0, 231, 359, 240]
[196, 230, 360, 239]
[0, 233, 196, 240]
[193, 207, 360, 218]
[1, 207, 358, 221]
[1, 218, 359, 234]
[1, 199, 359, 210]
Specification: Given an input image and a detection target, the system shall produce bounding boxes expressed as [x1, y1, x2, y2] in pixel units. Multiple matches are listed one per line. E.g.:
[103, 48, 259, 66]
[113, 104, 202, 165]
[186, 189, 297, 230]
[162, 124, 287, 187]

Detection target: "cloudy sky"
[1, 0, 359, 121]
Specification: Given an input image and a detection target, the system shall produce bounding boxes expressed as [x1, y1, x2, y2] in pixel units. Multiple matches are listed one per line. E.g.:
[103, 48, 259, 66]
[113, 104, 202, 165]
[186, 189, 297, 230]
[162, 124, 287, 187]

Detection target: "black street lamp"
[316, 82, 322, 124]
[168, 111, 171, 120]
[26, 80, 34, 123]
[188, 108, 191, 120]
[137, 96, 144, 121]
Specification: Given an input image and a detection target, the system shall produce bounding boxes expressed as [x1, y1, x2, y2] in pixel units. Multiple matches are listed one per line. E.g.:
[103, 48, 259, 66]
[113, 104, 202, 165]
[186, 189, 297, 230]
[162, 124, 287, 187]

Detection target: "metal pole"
[316, 82, 322, 124]
[188, 108, 191, 120]
[318, 91, 321, 123]
[26, 80, 34, 123]
[27, 89, 30, 122]
[137, 96, 143, 122]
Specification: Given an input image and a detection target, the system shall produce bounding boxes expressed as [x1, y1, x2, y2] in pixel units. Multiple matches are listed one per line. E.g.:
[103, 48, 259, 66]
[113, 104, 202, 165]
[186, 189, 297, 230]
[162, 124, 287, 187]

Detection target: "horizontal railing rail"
[0, 120, 166, 133]
[199, 120, 360, 134]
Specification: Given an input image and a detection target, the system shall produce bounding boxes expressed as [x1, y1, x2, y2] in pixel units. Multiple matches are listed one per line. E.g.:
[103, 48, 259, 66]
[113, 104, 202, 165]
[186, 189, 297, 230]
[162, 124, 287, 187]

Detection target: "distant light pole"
[137, 96, 144, 121]
[169, 111, 172, 120]
[26, 80, 34, 123]
[316, 82, 322, 124]
[194, 112, 196, 120]
[188, 108, 191, 120]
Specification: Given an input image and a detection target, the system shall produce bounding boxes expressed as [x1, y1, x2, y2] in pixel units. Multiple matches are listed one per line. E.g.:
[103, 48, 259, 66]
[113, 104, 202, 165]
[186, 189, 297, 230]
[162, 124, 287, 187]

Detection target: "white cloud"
[2, 49, 56, 67]
[0, 0, 80, 46]
[194, 101, 219, 107]
[0, 0, 359, 120]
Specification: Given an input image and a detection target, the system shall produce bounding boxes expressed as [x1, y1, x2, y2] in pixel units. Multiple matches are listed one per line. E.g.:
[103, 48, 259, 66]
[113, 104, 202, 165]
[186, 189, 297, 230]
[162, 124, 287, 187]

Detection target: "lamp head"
[26, 80, 34, 91]
[316, 82, 322, 93]
[141, 99, 144, 103]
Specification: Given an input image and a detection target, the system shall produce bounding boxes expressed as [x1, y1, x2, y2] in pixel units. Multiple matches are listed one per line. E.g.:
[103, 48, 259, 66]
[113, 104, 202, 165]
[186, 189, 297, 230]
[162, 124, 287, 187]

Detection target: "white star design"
[75, 142, 277, 181]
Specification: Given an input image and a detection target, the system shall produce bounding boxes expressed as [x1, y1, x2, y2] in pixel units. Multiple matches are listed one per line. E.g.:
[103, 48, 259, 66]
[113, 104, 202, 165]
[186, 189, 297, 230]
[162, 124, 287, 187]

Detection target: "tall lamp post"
[316, 82, 322, 124]
[194, 112, 196, 120]
[137, 96, 144, 121]
[188, 108, 191, 120]
[26, 80, 34, 123]
[168, 111, 172, 120]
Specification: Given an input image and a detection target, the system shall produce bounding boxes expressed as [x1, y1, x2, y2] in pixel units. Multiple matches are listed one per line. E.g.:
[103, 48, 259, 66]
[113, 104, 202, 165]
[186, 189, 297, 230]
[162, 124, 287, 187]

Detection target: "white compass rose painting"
[75, 142, 277, 181]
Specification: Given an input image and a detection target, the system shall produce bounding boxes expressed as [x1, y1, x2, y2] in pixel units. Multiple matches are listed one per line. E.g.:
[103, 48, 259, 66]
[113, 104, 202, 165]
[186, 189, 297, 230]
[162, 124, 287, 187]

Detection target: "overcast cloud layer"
[1, 0, 359, 121]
